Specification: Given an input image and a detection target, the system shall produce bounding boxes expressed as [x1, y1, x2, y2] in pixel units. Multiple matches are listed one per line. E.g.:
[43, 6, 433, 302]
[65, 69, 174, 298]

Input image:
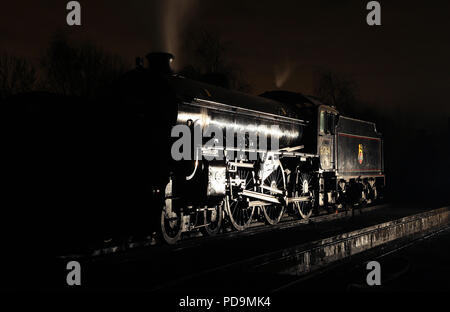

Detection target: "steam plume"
[161, 0, 198, 70]
[274, 55, 295, 88]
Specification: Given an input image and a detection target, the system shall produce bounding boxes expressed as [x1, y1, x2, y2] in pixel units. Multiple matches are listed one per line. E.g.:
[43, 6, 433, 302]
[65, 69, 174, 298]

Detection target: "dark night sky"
[1, 0, 450, 127]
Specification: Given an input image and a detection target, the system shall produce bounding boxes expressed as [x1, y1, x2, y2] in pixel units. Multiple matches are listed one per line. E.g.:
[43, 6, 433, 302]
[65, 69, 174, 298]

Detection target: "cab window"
[320, 110, 336, 135]
[328, 113, 335, 135]
[319, 110, 326, 134]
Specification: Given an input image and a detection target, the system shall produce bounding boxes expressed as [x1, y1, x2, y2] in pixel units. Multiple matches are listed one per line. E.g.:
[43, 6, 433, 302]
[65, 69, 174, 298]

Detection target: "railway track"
[88, 203, 388, 258]
[55, 203, 449, 292]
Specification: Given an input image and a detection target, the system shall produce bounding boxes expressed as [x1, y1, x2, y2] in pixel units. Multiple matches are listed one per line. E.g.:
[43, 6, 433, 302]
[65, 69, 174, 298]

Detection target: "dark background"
[2, 1, 450, 111]
[0, 1, 449, 265]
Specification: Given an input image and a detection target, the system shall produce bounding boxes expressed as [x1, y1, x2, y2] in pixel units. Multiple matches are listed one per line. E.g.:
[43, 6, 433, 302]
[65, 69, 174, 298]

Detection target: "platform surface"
[2, 201, 449, 292]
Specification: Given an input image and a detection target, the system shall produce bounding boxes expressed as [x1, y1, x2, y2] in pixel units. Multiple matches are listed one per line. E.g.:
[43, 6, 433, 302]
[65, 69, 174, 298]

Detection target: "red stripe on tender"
[338, 133, 381, 141]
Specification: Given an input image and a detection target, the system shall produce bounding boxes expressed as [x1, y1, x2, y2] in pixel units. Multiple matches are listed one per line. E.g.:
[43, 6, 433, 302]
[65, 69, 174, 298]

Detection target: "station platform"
[67, 202, 449, 292]
[12, 201, 449, 292]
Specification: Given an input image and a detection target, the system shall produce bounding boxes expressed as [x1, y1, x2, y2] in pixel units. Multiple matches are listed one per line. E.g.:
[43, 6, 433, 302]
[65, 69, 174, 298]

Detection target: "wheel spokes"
[296, 174, 314, 220]
[262, 163, 285, 225]
[227, 168, 255, 231]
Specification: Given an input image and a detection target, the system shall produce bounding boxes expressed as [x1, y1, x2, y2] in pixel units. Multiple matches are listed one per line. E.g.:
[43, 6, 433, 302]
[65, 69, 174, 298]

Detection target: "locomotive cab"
[317, 105, 338, 171]
[260, 90, 385, 211]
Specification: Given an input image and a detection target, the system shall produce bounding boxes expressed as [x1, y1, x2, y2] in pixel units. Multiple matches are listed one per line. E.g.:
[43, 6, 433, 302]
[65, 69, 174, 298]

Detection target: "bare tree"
[0, 53, 36, 100]
[314, 70, 357, 115]
[180, 29, 250, 92]
[41, 33, 126, 97]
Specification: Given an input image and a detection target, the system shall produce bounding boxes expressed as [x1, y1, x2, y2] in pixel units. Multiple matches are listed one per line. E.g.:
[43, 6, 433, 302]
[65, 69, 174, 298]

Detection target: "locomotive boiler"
[115, 53, 323, 243]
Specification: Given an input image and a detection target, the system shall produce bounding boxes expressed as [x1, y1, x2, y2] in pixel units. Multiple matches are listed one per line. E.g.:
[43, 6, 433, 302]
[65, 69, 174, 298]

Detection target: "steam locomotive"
[3, 52, 385, 249]
[114, 52, 385, 244]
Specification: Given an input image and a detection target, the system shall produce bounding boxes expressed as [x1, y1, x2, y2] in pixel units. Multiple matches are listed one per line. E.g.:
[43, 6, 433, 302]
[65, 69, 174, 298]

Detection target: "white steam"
[274, 56, 295, 88]
[161, 0, 198, 70]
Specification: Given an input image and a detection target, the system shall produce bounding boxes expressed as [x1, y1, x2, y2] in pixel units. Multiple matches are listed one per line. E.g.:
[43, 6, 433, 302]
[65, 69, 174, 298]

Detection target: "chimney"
[146, 52, 174, 74]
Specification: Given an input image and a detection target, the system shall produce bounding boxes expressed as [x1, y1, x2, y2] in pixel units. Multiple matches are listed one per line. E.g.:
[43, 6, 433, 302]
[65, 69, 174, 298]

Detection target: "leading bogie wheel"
[160, 203, 183, 244]
[160, 179, 183, 244]
[201, 202, 224, 236]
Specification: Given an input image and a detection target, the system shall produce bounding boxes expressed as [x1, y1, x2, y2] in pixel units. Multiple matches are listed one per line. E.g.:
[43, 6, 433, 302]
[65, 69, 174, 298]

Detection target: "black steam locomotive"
[115, 52, 385, 244]
[4, 52, 385, 249]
